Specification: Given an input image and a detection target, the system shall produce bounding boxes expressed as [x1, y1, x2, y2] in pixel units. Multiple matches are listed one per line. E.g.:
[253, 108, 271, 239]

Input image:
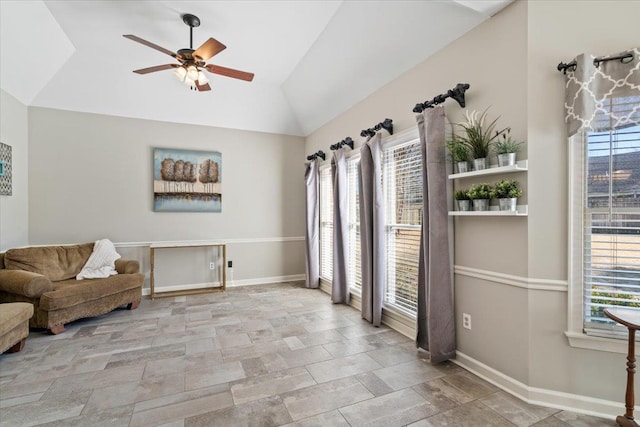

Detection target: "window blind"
[347, 157, 362, 294]
[319, 167, 333, 282]
[383, 139, 422, 314]
[583, 123, 640, 335]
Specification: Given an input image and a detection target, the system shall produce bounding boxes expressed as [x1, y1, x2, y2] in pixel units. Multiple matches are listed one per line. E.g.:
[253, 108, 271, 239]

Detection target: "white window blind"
[319, 167, 333, 282]
[383, 139, 422, 315]
[347, 157, 362, 294]
[583, 122, 640, 335]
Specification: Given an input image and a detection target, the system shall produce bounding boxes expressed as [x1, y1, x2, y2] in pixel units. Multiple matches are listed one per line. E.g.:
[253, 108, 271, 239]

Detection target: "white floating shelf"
[449, 160, 528, 180]
[449, 205, 528, 217]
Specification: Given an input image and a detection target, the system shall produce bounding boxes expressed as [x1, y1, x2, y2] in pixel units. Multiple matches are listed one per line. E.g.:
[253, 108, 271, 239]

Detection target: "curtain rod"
[360, 118, 393, 138]
[557, 52, 634, 74]
[306, 150, 325, 161]
[330, 137, 354, 151]
[412, 83, 470, 113]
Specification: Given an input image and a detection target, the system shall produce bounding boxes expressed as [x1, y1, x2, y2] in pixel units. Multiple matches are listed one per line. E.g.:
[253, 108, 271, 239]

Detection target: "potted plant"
[454, 108, 506, 171]
[446, 138, 470, 173]
[491, 179, 523, 211]
[454, 189, 471, 211]
[467, 183, 492, 211]
[494, 129, 523, 167]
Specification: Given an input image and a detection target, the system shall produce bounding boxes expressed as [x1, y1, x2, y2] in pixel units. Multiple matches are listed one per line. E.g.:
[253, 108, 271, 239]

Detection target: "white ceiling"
[0, 0, 512, 137]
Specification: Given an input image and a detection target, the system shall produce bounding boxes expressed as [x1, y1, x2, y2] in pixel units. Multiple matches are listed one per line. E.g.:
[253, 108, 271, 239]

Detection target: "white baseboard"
[142, 274, 304, 295]
[454, 351, 629, 419]
[227, 274, 304, 287]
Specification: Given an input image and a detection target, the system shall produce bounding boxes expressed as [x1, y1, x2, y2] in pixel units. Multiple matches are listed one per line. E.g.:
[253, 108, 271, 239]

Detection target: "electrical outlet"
[462, 313, 472, 330]
[209, 262, 215, 270]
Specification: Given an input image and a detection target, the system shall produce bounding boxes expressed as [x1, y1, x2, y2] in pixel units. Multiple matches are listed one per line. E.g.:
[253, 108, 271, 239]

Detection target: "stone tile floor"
[0, 282, 613, 426]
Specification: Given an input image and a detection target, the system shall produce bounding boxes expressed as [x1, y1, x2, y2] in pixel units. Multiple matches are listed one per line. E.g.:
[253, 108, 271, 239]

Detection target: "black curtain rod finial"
[306, 150, 326, 161]
[381, 118, 393, 135]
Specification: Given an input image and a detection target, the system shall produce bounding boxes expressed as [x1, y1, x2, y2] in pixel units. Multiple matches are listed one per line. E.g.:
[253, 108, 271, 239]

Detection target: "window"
[347, 157, 362, 294]
[580, 124, 640, 337]
[383, 138, 422, 315]
[319, 166, 333, 282]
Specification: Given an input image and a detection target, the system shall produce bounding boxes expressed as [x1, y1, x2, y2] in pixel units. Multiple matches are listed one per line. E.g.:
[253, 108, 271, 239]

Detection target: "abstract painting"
[153, 147, 222, 212]
[0, 142, 11, 196]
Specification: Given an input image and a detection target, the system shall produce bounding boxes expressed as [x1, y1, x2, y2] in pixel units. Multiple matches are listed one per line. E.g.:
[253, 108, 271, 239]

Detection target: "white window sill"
[565, 331, 628, 354]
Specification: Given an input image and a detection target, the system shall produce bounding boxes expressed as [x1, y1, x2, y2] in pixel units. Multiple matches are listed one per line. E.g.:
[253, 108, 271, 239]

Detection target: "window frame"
[566, 129, 640, 354]
[380, 129, 423, 318]
[319, 164, 333, 283]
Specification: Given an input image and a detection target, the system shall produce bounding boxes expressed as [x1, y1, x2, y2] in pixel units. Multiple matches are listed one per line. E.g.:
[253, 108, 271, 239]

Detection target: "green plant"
[494, 129, 524, 154]
[454, 108, 507, 159]
[491, 179, 523, 199]
[454, 190, 470, 200]
[446, 139, 470, 163]
[467, 183, 492, 200]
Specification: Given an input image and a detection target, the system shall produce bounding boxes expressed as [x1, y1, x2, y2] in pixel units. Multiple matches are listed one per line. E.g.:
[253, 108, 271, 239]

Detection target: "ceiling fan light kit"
[124, 13, 254, 92]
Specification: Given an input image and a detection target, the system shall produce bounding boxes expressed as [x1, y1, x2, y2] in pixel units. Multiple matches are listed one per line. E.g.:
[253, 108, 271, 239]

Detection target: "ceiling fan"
[123, 13, 254, 92]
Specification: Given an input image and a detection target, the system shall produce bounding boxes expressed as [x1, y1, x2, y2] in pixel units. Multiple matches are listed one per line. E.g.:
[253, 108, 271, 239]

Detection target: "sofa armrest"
[115, 259, 140, 274]
[0, 270, 54, 298]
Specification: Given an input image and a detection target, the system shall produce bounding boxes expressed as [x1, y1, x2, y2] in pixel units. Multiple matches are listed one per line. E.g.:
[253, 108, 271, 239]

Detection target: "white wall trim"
[227, 274, 305, 288]
[115, 237, 304, 248]
[454, 351, 630, 419]
[454, 265, 568, 292]
[141, 274, 304, 295]
[564, 331, 628, 354]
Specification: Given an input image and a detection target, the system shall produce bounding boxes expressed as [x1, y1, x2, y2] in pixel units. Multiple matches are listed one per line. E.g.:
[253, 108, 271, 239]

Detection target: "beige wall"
[525, 0, 640, 401]
[307, 0, 531, 384]
[305, 0, 640, 410]
[0, 89, 28, 251]
[28, 107, 306, 285]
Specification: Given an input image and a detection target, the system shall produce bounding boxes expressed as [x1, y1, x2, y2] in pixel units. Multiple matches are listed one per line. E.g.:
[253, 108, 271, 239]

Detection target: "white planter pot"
[498, 153, 516, 167]
[472, 199, 490, 211]
[457, 200, 471, 211]
[498, 198, 517, 211]
[457, 161, 469, 173]
[473, 158, 487, 171]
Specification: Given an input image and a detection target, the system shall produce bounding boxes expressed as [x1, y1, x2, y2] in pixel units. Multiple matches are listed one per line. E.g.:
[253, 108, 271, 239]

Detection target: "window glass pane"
[383, 140, 422, 314]
[320, 167, 333, 281]
[584, 123, 640, 333]
[347, 158, 362, 294]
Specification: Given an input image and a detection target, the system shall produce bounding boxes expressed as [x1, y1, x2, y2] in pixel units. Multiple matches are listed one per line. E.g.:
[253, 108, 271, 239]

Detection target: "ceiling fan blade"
[204, 64, 254, 82]
[196, 81, 212, 92]
[133, 64, 179, 74]
[123, 35, 177, 58]
[193, 38, 226, 62]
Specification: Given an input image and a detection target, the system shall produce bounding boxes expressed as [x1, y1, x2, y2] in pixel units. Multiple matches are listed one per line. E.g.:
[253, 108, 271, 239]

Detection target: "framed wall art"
[0, 142, 12, 196]
[153, 147, 222, 212]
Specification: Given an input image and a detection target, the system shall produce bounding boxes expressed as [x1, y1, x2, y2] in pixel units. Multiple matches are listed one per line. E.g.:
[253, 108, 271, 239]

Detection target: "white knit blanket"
[76, 239, 121, 280]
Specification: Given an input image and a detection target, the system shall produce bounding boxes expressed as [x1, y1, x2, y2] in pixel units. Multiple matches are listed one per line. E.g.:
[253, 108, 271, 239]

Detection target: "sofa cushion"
[4, 244, 94, 282]
[0, 270, 53, 298]
[39, 273, 144, 311]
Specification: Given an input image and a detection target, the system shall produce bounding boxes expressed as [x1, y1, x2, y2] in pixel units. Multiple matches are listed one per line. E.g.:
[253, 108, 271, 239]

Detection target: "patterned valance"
[563, 47, 640, 137]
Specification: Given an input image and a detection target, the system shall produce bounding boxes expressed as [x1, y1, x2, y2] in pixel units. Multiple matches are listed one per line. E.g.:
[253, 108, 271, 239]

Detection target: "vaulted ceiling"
[0, 0, 512, 136]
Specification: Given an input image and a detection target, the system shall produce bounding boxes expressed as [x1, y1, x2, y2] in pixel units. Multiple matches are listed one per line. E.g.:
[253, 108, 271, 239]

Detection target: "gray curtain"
[304, 160, 319, 289]
[564, 47, 639, 137]
[359, 133, 385, 326]
[416, 107, 455, 364]
[331, 149, 349, 304]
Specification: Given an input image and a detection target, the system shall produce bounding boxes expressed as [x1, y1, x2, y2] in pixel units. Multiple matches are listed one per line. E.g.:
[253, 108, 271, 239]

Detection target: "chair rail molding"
[454, 265, 568, 292]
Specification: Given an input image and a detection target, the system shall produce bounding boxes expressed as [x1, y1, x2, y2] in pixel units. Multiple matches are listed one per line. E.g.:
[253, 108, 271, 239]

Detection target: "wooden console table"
[149, 242, 226, 299]
[604, 307, 640, 427]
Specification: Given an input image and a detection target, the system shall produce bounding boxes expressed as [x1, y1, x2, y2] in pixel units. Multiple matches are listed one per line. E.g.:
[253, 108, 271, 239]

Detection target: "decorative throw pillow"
[76, 239, 121, 280]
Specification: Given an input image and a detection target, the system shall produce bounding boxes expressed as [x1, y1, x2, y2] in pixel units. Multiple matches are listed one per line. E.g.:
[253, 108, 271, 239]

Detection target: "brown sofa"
[0, 243, 144, 334]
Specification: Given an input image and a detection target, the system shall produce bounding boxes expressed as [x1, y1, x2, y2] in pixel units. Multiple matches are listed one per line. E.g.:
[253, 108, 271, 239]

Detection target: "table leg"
[617, 328, 639, 427]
